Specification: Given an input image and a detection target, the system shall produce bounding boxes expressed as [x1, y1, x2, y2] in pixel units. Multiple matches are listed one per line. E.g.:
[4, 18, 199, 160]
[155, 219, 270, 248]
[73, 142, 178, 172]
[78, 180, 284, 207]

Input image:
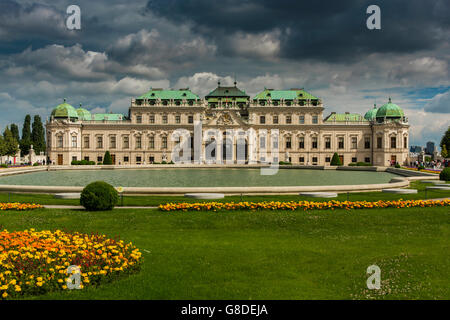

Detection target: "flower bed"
[159, 199, 450, 212]
[0, 229, 142, 299]
[401, 167, 441, 174]
[0, 203, 43, 211]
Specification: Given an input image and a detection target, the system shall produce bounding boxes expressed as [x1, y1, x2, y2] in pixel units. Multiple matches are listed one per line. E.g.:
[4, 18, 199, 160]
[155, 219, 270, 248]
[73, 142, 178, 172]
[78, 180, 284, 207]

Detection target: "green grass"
[1, 181, 448, 206]
[0, 206, 449, 299]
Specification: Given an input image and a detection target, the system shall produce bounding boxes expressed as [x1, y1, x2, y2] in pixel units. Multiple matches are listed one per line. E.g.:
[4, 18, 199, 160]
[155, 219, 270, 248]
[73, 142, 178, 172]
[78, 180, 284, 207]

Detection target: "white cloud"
[424, 90, 450, 113]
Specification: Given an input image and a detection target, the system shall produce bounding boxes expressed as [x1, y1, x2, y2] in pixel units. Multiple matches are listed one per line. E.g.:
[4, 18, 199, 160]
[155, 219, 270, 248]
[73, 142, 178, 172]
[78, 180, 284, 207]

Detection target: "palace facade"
[46, 83, 410, 166]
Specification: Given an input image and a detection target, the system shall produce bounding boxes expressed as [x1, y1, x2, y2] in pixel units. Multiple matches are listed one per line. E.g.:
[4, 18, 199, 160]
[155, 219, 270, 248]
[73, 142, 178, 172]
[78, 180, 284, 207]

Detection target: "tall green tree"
[10, 124, 20, 143]
[440, 126, 450, 154]
[20, 115, 32, 155]
[330, 152, 342, 166]
[0, 134, 6, 160]
[442, 145, 448, 159]
[3, 127, 19, 157]
[31, 115, 46, 154]
[103, 151, 113, 165]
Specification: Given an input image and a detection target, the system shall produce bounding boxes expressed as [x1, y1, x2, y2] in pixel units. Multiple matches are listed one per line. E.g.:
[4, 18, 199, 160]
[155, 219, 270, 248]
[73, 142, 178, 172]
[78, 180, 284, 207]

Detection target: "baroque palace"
[46, 82, 410, 166]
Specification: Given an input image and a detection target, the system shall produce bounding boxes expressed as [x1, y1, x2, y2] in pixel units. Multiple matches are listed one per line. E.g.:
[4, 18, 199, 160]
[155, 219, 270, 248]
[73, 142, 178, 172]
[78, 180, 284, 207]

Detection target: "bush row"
[348, 162, 373, 167]
[71, 160, 96, 165]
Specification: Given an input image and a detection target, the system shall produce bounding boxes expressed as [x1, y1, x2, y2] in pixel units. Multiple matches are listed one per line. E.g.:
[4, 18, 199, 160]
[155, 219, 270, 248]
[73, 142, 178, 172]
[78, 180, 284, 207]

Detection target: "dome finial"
[63, 98, 66, 103]
[388, 97, 392, 103]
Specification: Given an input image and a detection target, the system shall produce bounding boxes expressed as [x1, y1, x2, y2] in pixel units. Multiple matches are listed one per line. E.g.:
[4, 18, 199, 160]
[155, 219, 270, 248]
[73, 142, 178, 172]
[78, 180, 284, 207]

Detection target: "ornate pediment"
[204, 110, 247, 127]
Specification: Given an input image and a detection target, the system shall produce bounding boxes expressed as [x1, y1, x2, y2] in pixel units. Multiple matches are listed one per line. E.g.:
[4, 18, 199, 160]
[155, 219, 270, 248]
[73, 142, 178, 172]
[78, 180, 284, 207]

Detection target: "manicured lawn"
[0, 206, 448, 299]
[1, 181, 448, 206]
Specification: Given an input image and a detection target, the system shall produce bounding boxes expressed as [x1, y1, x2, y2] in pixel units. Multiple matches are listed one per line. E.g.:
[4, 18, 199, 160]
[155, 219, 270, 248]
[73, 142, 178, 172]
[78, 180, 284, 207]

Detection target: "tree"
[31, 115, 46, 154]
[20, 115, 32, 156]
[330, 152, 342, 166]
[3, 127, 19, 157]
[441, 126, 450, 155]
[103, 151, 113, 165]
[442, 145, 448, 159]
[0, 135, 6, 162]
[10, 124, 20, 143]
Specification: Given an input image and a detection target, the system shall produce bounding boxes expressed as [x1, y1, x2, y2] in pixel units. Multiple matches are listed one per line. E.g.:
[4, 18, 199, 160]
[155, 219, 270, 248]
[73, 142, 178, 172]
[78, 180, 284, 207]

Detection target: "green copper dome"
[376, 98, 404, 119]
[51, 99, 79, 119]
[364, 105, 378, 121]
[76, 106, 91, 120]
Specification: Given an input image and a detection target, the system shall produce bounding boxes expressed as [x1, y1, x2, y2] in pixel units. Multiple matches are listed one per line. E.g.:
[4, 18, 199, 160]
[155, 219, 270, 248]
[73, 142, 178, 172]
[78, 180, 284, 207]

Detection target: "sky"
[0, 0, 449, 148]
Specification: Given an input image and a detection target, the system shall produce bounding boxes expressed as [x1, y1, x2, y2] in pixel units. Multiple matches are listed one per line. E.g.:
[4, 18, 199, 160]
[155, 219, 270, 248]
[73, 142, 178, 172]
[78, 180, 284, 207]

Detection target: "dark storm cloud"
[146, 0, 450, 62]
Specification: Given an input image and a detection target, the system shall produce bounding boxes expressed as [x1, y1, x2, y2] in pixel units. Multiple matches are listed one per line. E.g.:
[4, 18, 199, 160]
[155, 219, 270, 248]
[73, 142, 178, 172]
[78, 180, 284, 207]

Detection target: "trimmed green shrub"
[168, 161, 175, 164]
[80, 181, 118, 211]
[395, 163, 401, 168]
[418, 165, 425, 170]
[33, 163, 40, 166]
[161, 161, 167, 164]
[440, 167, 450, 181]
[279, 161, 292, 165]
[330, 153, 342, 166]
[0, 164, 8, 168]
[97, 162, 103, 165]
[103, 151, 113, 165]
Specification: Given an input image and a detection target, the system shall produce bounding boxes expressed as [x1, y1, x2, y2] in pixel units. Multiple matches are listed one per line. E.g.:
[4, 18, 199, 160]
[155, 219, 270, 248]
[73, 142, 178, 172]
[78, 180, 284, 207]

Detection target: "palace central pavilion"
[46, 83, 409, 166]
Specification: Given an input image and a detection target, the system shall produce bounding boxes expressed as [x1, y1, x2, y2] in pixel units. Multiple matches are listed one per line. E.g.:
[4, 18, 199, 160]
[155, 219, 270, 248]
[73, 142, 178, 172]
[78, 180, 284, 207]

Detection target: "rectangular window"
[162, 115, 168, 124]
[84, 156, 89, 161]
[149, 156, 154, 163]
[162, 136, 168, 149]
[365, 157, 371, 163]
[149, 115, 155, 123]
[57, 135, 63, 148]
[312, 137, 318, 149]
[404, 137, 407, 149]
[259, 136, 266, 149]
[325, 137, 331, 149]
[352, 157, 357, 163]
[299, 157, 305, 163]
[285, 137, 291, 149]
[338, 137, 344, 149]
[299, 137, 305, 149]
[72, 156, 77, 162]
[188, 115, 194, 124]
[97, 156, 102, 163]
[149, 136, 155, 149]
[97, 136, 103, 149]
[136, 156, 142, 163]
[176, 115, 181, 124]
[299, 115, 305, 124]
[351, 137, 357, 149]
[123, 136, 129, 149]
[136, 136, 142, 149]
[377, 137, 382, 149]
[273, 116, 278, 124]
[391, 136, 396, 149]
[312, 157, 318, 163]
[365, 137, 370, 149]
[124, 156, 129, 162]
[286, 115, 292, 124]
[83, 136, 89, 148]
[325, 157, 331, 163]
[110, 136, 116, 149]
[136, 115, 142, 123]
[312, 115, 318, 124]
[71, 136, 77, 148]
[260, 116, 266, 124]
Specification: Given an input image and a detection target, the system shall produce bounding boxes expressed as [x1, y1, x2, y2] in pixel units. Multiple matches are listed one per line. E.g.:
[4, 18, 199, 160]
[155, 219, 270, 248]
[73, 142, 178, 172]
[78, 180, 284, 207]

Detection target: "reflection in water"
[0, 168, 397, 187]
